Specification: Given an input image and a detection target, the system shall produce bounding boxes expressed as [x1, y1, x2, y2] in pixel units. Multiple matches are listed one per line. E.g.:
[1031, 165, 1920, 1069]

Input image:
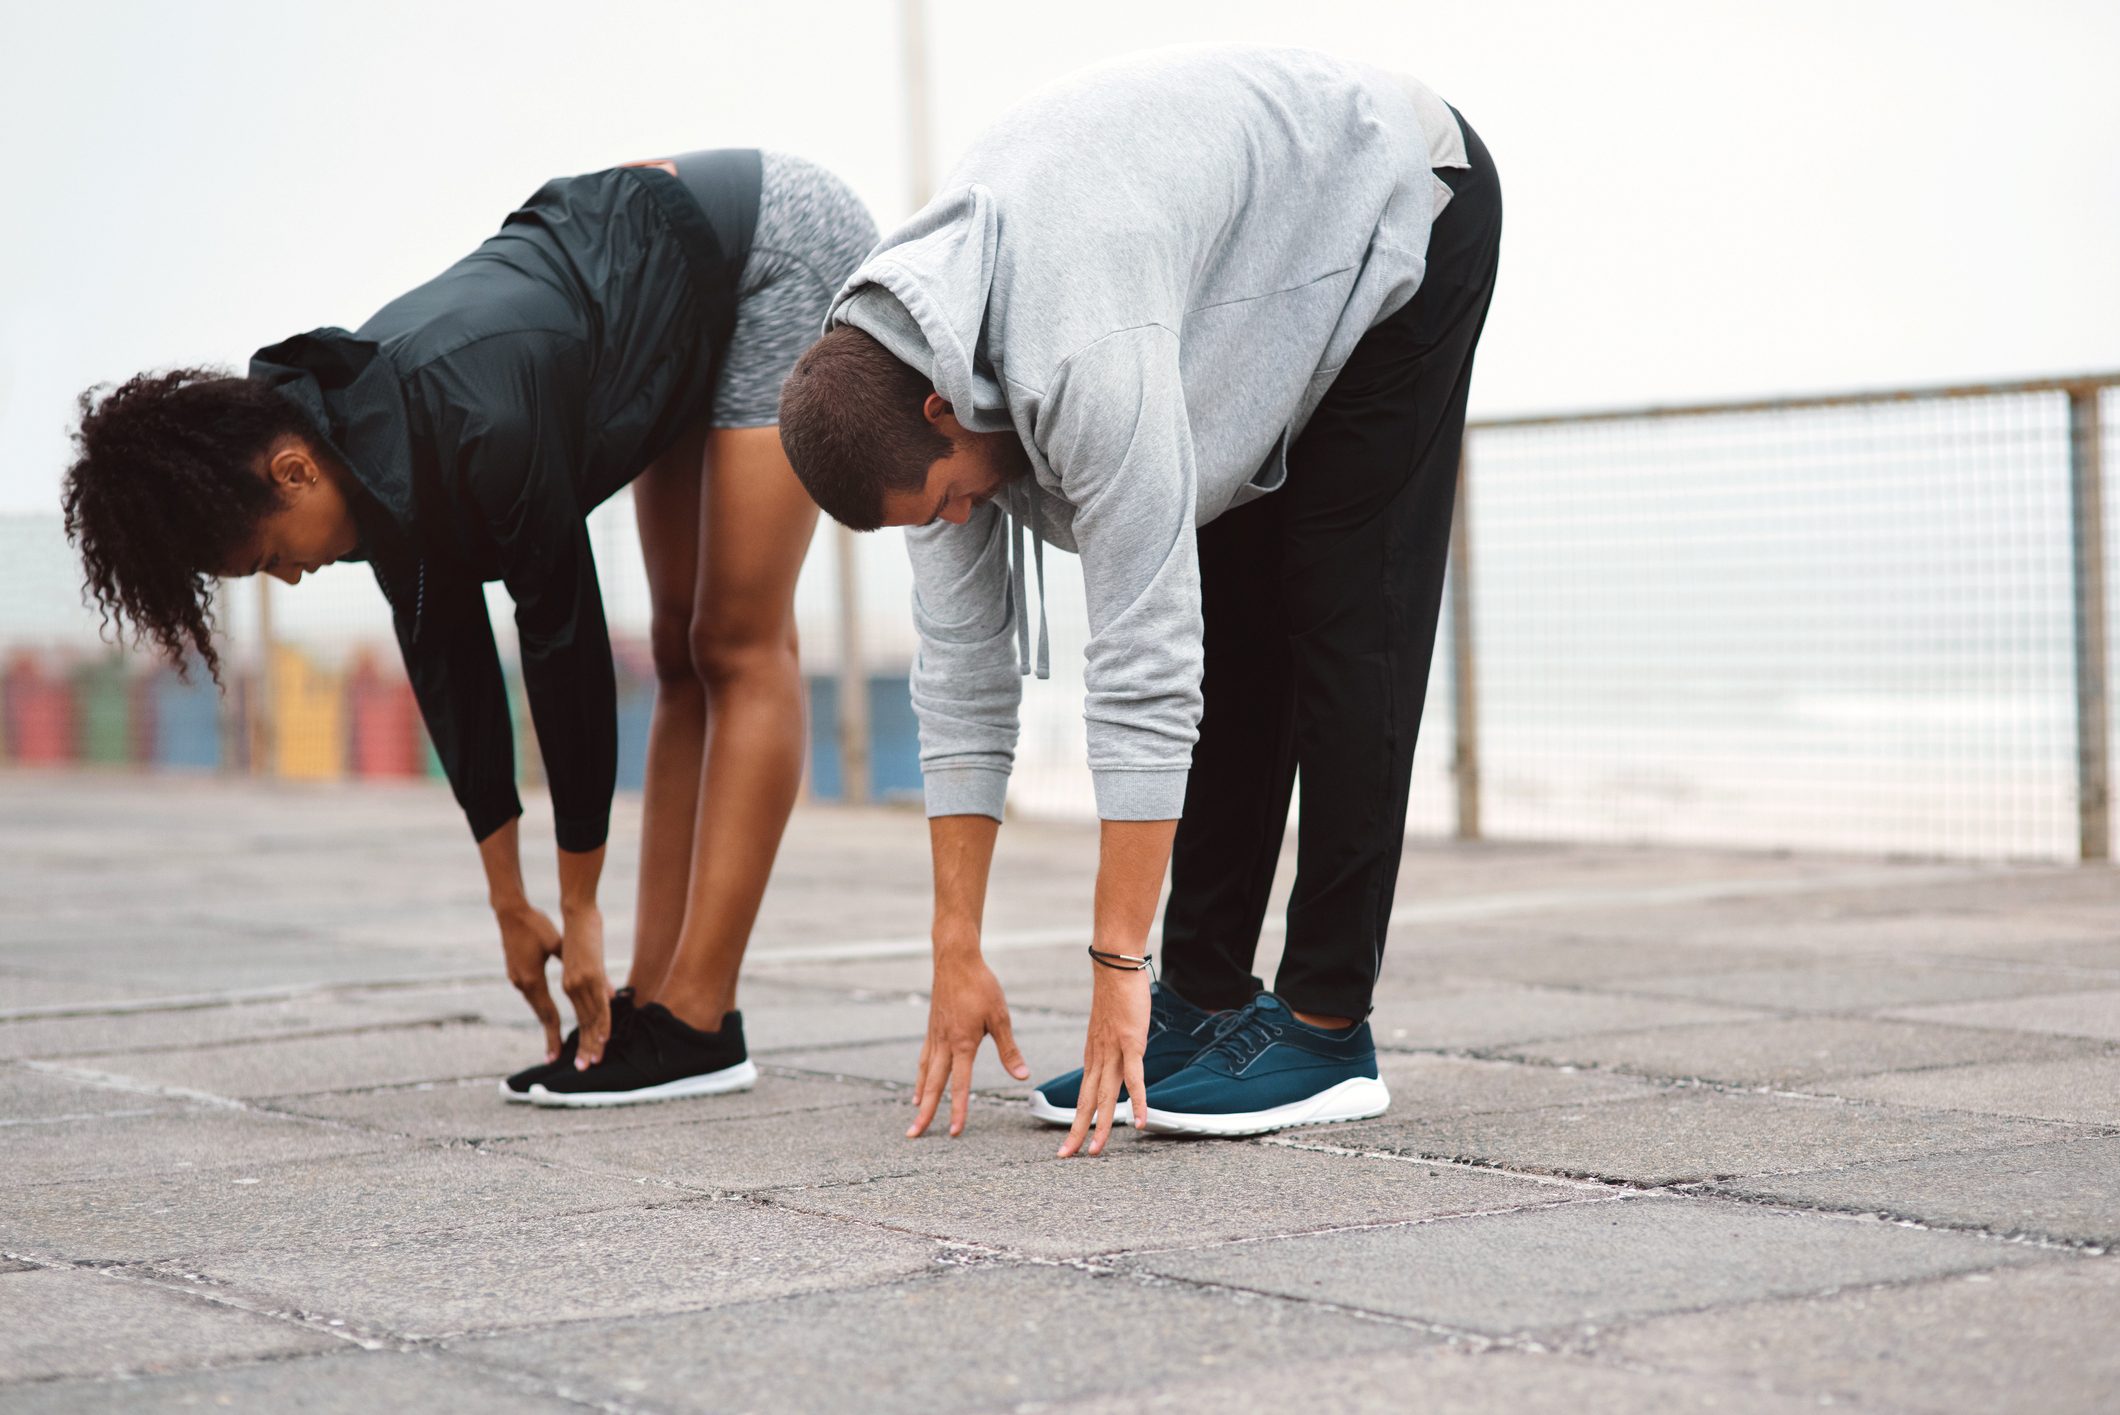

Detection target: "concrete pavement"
[3, 771, 2116, 1412]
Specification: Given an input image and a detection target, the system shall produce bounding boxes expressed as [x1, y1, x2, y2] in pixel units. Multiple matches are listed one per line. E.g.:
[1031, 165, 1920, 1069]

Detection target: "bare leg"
[627, 418, 710, 997]
[651, 425, 818, 1030]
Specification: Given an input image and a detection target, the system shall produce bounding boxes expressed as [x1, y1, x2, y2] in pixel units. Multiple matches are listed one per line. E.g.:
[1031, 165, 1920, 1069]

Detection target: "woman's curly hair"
[62, 369, 309, 683]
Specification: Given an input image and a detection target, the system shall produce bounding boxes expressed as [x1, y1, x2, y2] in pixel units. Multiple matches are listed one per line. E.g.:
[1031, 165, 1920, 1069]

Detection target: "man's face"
[876, 396, 1030, 528]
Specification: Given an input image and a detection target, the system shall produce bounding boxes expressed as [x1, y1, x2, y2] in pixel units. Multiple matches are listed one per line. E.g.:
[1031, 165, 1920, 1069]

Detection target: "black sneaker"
[528, 1002, 756, 1108]
[497, 989, 636, 1103]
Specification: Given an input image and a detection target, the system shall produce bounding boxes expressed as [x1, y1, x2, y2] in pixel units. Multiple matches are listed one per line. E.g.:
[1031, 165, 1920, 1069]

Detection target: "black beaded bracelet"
[1087, 945, 1152, 972]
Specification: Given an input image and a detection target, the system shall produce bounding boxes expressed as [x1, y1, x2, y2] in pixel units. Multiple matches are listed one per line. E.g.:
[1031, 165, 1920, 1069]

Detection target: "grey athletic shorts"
[693, 151, 878, 429]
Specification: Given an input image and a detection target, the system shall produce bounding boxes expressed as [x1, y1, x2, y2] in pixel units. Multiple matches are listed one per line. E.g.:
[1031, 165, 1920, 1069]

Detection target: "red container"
[347, 650, 420, 778]
[3, 651, 76, 765]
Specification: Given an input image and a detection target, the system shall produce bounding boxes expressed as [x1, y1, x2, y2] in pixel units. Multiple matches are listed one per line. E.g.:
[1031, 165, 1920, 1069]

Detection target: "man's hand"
[1059, 960, 1151, 1158]
[495, 901, 566, 1060]
[559, 901, 613, 1067]
[909, 938, 1030, 1138]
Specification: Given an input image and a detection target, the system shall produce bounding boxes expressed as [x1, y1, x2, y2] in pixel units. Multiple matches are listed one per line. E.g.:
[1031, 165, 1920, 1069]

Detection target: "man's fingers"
[1126, 1052, 1149, 1132]
[908, 1044, 949, 1138]
[1089, 1068, 1118, 1156]
[947, 1049, 974, 1138]
[1059, 1064, 1101, 1158]
[993, 1016, 1030, 1082]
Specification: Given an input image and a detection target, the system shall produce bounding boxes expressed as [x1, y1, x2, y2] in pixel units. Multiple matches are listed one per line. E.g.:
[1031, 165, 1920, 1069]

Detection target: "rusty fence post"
[2069, 386, 2110, 861]
[1450, 443, 1482, 841]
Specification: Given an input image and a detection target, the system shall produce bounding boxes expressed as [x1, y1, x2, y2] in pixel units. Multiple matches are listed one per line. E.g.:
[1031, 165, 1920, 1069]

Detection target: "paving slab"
[185, 1195, 940, 1338]
[3, 1107, 398, 1189]
[772, 1140, 1571, 1259]
[1707, 1135, 2120, 1244]
[1328, 1089, 2081, 1186]
[1619, 959, 2095, 1013]
[1368, 984, 1763, 1050]
[0, 996, 489, 1063]
[1385, 936, 1810, 990]
[457, 1263, 1431, 1415]
[1129, 1195, 2041, 1335]
[0, 1064, 185, 1121]
[66, 1022, 545, 1100]
[1053, 1345, 1832, 1414]
[766, 1019, 1086, 1095]
[0, 1267, 336, 1382]
[6, 1145, 663, 1265]
[270, 1070, 883, 1141]
[1601, 1256, 2120, 1415]
[0, 1351, 585, 1414]
[1369, 1052, 1669, 1117]
[1821, 1053, 2120, 1124]
[1508, 1015, 2093, 1087]
[1879, 988, 2120, 1041]
[493, 1097, 1077, 1192]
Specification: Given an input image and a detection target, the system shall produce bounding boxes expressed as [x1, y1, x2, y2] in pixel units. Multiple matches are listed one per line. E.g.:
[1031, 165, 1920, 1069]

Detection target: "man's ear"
[922, 392, 954, 426]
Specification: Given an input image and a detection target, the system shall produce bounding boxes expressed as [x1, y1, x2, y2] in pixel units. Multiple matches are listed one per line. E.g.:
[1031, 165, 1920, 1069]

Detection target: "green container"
[74, 655, 134, 765]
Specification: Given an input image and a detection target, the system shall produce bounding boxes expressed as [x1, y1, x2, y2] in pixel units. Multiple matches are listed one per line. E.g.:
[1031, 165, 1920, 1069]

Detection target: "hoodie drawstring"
[1005, 487, 1051, 682]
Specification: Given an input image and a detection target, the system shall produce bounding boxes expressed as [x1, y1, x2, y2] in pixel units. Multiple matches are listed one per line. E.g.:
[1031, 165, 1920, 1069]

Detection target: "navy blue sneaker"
[1137, 993, 1389, 1136]
[1028, 982, 1232, 1127]
[498, 989, 635, 1103]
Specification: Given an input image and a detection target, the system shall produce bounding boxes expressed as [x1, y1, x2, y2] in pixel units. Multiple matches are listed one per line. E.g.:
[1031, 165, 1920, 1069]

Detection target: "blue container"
[807, 673, 922, 803]
[150, 668, 222, 770]
[614, 681, 654, 791]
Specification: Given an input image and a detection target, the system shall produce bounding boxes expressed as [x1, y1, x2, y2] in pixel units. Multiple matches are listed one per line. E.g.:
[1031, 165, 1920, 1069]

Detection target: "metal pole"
[2068, 386, 2110, 861]
[833, 531, 871, 805]
[1449, 444, 1482, 841]
[250, 576, 277, 778]
[824, 0, 937, 807]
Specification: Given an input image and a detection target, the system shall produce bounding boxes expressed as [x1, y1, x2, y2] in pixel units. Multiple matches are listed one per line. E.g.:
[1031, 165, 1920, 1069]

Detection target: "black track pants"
[1159, 112, 1502, 1021]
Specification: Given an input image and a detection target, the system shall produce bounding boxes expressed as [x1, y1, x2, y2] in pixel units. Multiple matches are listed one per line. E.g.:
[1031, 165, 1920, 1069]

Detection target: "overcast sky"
[2, 0, 2116, 514]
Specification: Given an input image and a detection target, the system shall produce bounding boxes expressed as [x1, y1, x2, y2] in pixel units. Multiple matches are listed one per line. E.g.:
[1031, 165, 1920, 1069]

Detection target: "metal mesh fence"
[4, 376, 2113, 863]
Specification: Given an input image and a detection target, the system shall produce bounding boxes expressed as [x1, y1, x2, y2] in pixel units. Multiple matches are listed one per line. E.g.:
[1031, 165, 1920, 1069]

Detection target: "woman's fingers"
[568, 979, 611, 1067]
[511, 973, 564, 1062]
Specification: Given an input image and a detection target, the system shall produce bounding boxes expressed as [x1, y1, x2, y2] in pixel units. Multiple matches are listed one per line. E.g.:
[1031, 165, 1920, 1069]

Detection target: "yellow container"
[269, 646, 346, 781]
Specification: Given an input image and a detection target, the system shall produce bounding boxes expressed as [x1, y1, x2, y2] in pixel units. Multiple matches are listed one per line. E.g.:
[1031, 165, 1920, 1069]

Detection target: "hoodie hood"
[829, 184, 1052, 680]
[828, 184, 1012, 435]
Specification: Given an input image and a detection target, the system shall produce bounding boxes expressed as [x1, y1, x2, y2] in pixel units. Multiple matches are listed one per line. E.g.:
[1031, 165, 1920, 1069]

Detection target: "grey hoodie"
[829, 44, 1468, 823]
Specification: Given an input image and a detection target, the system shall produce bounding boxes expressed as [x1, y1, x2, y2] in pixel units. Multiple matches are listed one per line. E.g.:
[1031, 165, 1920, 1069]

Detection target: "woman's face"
[220, 441, 361, 585]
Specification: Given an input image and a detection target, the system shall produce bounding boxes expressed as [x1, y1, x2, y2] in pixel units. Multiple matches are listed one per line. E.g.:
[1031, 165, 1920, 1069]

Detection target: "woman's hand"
[494, 901, 566, 1060]
[559, 901, 613, 1068]
[909, 927, 1029, 1139]
[1059, 960, 1151, 1158]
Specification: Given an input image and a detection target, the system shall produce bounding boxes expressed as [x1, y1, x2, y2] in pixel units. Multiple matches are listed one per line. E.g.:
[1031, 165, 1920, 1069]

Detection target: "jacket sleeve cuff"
[553, 812, 611, 855]
[1092, 768, 1189, 821]
[922, 766, 1012, 822]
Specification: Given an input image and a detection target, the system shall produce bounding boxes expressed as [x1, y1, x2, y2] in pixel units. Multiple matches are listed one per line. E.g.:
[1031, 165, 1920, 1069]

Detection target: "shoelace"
[601, 1001, 665, 1073]
[1193, 1003, 1284, 1071]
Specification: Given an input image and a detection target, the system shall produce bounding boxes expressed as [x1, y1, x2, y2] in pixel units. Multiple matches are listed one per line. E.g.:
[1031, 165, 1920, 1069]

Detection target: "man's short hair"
[777, 325, 951, 531]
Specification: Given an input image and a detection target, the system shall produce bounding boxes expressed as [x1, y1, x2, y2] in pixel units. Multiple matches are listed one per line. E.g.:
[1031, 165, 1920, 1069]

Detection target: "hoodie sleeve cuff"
[923, 766, 1011, 822]
[1091, 768, 1189, 822]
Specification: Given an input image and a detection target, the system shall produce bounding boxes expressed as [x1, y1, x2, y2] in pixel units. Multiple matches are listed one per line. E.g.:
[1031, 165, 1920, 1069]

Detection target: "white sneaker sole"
[498, 1079, 537, 1104]
[1137, 1076, 1390, 1137]
[527, 1059, 758, 1108]
[1028, 1091, 1134, 1127]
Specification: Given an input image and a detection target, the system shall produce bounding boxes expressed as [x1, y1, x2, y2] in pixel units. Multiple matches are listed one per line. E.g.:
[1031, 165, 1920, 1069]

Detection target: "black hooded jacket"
[251, 152, 760, 852]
